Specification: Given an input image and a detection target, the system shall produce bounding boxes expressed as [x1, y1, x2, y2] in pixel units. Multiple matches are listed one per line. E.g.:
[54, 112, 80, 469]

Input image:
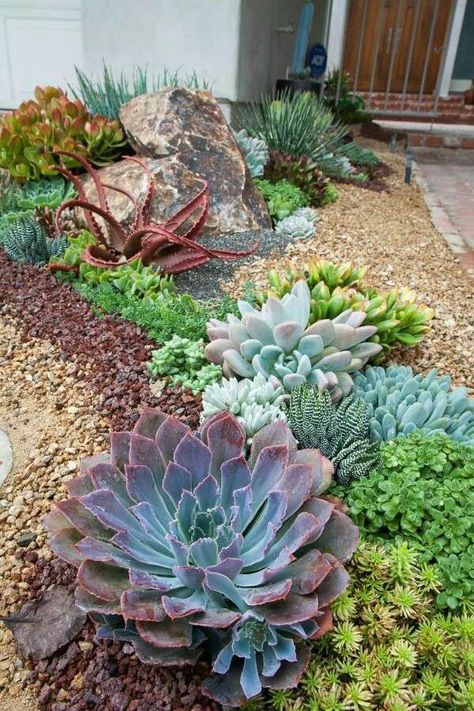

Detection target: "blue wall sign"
[307, 43, 327, 78]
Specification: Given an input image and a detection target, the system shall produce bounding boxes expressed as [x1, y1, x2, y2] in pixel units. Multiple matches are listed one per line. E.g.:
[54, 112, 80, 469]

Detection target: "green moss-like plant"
[254, 178, 310, 222]
[259, 541, 474, 711]
[335, 433, 474, 611]
[148, 334, 222, 394]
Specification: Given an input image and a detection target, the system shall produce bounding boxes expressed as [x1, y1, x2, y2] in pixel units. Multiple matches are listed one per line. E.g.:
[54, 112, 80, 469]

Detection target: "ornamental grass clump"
[43, 408, 358, 706]
[354, 365, 474, 445]
[205, 280, 382, 401]
[258, 259, 434, 357]
[337, 433, 474, 611]
[265, 541, 474, 711]
[288, 385, 380, 484]
[0, 86, 125, 180]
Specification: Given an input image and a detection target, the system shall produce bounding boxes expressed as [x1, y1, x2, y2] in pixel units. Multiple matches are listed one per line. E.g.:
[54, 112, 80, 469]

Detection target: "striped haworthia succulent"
[205, 280, 382, 402]
[43, 408, 358, 706]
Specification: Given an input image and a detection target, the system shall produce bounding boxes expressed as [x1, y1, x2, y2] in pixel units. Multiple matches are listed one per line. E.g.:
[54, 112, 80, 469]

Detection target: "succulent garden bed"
[0, 71, 472, 711]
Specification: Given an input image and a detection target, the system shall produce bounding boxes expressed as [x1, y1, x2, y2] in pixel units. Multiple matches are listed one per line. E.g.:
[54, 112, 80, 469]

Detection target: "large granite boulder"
[82, 88, 270, 236]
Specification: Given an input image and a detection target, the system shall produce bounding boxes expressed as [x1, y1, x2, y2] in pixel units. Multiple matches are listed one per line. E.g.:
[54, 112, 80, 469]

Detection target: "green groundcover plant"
[244, 541, 474, 710]
[148, 335, 222, 394]
[254, 178, 310, 222]
[67, 276, 240, 345]
[335, 433, 474, 612]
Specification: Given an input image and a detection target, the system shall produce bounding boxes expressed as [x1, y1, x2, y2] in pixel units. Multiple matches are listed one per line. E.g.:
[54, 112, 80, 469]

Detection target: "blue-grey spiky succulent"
[288, 385, 380, 484]
[354, 365, 474, 445]
[3, 214, 67, 264]
[201, 373, 287, 445]
[233, 128, 269, 178]
[44, 408, 358, 706]
[275, 214, 315, 240]
[205, 281, 382, 402]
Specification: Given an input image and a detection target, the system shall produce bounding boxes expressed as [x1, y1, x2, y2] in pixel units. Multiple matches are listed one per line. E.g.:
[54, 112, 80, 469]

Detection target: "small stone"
[17, 532, 37, 547]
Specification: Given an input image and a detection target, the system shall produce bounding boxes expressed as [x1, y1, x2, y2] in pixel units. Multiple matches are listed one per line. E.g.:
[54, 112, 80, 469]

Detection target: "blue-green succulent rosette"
[44, 407, 358, 706]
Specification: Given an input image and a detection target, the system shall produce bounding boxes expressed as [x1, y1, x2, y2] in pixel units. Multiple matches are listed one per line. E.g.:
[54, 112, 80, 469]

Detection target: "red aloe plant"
[53, 150, 257, 273]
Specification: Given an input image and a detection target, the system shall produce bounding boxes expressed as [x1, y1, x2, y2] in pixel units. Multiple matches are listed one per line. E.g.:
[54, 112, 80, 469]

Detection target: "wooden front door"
[343, 0, 453, 93]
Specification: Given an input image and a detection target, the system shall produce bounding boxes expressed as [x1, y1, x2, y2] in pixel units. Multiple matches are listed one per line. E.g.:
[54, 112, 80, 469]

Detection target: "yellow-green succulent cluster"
[244, 541, 473, 710]
[257, 260, 434, 360]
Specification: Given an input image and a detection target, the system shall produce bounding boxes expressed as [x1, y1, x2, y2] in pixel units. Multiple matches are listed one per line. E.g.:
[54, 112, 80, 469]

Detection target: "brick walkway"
[414, 152, 474, 278]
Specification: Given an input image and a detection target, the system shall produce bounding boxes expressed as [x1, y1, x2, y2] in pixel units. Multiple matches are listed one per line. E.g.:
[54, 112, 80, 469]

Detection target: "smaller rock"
[17, 532, 37, 547]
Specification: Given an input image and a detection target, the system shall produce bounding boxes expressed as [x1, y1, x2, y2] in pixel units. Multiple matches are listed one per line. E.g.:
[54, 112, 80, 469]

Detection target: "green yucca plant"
[71, 64, 211, 120]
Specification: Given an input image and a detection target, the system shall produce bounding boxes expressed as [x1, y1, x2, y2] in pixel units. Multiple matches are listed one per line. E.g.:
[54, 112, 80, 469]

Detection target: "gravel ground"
[225, 152, 474, 392]
[0, 253, 202, 431]
[0, 318, 214, 710]
[0, 320, 108, 707]
[174, 229, 292, 299]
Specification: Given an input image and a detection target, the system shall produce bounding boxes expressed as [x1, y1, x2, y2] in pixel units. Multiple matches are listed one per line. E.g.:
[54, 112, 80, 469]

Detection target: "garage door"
[0, 0, 83, 109]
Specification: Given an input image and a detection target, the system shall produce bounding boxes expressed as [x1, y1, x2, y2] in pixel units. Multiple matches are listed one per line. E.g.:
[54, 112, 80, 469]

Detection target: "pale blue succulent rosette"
[205, 280, 382, 402]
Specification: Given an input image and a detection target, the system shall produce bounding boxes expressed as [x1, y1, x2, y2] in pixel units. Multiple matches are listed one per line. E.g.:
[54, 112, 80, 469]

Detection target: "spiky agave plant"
[43, 408, 358, 706]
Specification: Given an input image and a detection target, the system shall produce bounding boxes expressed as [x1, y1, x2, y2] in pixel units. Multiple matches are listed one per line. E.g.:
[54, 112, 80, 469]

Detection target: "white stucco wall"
[81, 0, 242, 101]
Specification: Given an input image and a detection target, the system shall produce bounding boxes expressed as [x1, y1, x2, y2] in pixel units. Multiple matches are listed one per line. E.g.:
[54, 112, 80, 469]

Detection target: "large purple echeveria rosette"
[43, 407, 358, 706]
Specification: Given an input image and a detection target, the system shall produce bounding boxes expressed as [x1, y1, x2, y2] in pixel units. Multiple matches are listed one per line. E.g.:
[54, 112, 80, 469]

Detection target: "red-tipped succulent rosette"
[43, 408, 358, 706]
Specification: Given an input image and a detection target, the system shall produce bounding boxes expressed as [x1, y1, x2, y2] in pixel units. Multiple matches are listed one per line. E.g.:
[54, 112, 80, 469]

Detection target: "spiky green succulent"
[275, 215, 315, 240]
[205, 281, 382, 401]
[44, 408, 358, 706]
[354, 365, 474, 445]
[288, 385, 380, 484]
[3, 213, 67, 264]
[265, 541, 474, 711]
[257, 259, 434, 358]
[233, 129, 269, 178]
[201, 373, 287, 447]
[148, 335, 222, 394]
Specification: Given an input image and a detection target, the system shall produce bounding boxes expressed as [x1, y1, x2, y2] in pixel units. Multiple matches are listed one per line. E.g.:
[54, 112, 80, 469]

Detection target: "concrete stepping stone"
[0, 428, 13, 488]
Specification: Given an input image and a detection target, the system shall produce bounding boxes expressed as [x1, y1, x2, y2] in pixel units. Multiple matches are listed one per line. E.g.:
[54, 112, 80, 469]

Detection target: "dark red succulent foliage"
[53, 150, 257, 273]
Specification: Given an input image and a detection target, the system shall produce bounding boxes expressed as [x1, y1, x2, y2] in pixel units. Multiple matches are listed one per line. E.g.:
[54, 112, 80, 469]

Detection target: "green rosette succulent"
[14, 175, 76, 210]
[43, 408, 358, 706]
[205, 280, 382, 401]
[354, 365, 474, 445]
[233, 129, 269, 178]
[148, 335, 222, 394]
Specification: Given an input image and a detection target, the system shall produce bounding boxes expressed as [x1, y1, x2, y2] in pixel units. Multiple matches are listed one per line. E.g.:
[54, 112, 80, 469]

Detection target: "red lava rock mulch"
[0, 253, 202, 431]
[15, 553, 219, 711]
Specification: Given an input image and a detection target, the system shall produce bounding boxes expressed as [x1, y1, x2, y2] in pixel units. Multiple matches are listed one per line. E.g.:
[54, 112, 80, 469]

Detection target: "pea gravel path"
[226, 152, 473, 393]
